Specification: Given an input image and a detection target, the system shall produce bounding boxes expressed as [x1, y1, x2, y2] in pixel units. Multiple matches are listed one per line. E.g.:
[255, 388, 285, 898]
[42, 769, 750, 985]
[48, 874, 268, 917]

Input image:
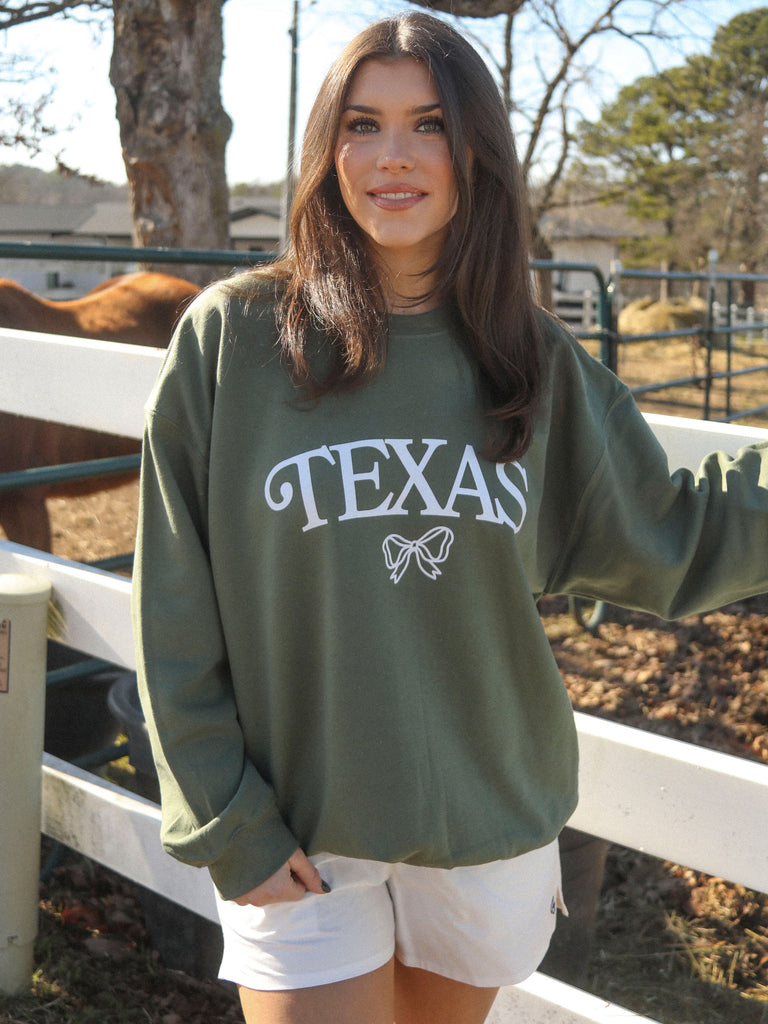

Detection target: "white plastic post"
[0, 574, 52, 995]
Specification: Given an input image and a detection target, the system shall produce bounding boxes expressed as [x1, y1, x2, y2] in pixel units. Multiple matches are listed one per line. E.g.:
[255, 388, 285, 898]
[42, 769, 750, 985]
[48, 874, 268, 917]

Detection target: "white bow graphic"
[382, 527, 455, 583]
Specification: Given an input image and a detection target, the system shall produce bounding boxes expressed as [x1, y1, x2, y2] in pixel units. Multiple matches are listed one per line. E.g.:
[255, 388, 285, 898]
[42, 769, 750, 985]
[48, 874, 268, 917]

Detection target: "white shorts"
[215, 840, 566, 991]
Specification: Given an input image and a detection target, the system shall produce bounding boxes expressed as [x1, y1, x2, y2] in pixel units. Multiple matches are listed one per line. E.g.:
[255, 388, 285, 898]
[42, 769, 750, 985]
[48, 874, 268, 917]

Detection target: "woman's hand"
[232, 848, 330, 907]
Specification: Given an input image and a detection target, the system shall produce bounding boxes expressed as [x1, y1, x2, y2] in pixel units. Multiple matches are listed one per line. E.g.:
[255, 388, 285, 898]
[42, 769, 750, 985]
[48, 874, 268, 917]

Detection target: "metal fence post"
[0, 574, 52, 996]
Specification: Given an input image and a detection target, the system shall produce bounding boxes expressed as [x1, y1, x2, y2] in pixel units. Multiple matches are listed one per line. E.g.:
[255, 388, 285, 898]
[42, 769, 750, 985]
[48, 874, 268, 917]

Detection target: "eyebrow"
[342, 102, 442, 115]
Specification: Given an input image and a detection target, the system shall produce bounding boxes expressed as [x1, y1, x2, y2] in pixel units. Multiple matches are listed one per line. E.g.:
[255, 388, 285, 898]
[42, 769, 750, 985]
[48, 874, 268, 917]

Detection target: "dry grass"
[585, 847, 768, 1024]
[615, 330, 768, 427]
[0, 842, 241, 1024]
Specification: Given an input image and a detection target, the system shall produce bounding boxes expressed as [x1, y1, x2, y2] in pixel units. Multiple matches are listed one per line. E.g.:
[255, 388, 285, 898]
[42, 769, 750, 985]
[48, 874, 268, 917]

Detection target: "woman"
[132, 12, 768, 1024]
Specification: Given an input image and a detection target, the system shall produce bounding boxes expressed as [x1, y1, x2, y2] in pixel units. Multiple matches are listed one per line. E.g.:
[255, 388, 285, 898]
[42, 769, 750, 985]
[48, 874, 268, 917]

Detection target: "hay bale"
[618, 297, 707, 335]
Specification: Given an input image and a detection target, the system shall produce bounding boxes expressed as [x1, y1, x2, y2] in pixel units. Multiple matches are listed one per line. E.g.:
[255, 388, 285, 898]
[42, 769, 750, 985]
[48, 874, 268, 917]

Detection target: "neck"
[388, 289, 442, 314]
[374, 252, 443, 314]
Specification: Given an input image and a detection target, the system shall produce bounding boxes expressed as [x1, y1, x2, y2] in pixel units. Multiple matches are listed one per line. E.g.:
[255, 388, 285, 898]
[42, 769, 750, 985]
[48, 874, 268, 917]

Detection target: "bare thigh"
[394, 960, 498, 1024]
[236, 957, 498, 1024]
[238, 957, 394, 1024]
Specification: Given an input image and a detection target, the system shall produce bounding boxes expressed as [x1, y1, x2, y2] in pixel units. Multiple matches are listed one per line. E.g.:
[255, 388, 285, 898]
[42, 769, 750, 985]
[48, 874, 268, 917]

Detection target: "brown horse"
[0, 272, 200, 551]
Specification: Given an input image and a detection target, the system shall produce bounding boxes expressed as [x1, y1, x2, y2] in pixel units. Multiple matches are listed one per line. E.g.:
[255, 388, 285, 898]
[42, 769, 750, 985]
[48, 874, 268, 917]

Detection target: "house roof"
[542, 215, 629, 241]
[0, 203, 95, 235]
[229, 196, 282, 219]
[539, 201, 662, 242]
[74, 202, 135, 236]
[0, 198, 282, 243]
[230, 211, 282, 240]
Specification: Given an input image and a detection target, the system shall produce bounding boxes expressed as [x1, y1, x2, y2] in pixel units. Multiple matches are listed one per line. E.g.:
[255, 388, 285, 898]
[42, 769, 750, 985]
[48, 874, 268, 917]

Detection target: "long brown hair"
[237, 12, 545, 462]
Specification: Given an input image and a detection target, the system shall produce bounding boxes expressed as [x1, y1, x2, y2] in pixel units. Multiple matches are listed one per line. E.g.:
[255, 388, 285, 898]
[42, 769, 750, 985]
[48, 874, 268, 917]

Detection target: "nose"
[375, 129, 415, 172]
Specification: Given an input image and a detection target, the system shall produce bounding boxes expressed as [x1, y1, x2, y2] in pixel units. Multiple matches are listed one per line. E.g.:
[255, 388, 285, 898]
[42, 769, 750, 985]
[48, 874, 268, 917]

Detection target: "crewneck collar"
[388, 304, 463, 340]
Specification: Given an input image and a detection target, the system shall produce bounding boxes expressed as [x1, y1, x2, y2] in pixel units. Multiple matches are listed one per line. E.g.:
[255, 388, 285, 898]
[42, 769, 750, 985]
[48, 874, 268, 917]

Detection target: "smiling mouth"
[371, 191, 426, 200]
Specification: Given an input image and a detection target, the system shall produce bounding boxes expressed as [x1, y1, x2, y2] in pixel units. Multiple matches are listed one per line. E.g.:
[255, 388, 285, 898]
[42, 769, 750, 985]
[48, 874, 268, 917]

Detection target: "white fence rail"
[553, 290, 600, 331]
[2, 327, 768, 1022]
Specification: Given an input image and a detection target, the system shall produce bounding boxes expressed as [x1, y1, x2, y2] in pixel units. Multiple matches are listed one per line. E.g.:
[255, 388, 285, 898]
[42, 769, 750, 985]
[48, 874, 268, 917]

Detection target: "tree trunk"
[531, 220, 554, 312]
[109, 0, 232, 284]
[733, 99, 765, 307]
[408, 0, 526, 18]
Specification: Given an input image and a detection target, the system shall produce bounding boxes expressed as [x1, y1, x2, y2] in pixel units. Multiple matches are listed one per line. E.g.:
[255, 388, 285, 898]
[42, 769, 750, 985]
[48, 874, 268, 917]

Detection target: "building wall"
[549, 238, 618, 293]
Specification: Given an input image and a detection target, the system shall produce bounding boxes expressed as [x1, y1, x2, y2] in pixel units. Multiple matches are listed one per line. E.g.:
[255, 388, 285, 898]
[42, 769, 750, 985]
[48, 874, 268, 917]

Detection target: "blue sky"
[1, 0, 762, 186]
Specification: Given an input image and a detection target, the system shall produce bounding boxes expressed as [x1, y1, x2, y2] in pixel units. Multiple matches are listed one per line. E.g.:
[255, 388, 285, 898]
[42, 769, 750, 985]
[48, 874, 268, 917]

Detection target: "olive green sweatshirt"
[131, 283, 768, 901]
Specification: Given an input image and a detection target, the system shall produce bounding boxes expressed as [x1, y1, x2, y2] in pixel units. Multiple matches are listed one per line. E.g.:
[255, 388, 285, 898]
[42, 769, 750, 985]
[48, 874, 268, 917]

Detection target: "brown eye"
[416, 116, 445, 134]
[348, 116, 378, 134]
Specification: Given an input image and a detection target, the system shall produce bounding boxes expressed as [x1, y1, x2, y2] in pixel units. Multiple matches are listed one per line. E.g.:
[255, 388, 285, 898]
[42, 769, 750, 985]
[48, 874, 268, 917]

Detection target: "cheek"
[333, 146, 355, 208]
[429, 147, 459, 216]
[445, 170, 460, 219]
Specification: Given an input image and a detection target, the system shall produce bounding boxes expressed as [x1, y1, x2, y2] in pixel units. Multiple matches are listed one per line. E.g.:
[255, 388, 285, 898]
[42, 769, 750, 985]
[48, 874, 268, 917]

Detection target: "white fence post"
[0, 574, 52, 996]
[582, 290, 593, 329]
[746, 306, 756, 348]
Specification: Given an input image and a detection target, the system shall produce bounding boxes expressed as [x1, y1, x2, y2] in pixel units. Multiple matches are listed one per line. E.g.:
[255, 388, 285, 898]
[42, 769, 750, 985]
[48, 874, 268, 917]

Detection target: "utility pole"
[283, 0, 299, 246]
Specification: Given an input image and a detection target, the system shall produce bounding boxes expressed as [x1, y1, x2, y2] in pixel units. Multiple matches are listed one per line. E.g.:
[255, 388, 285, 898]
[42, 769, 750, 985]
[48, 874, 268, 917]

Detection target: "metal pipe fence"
[610, 255, 768, 425]
[0, 240, 271, 268]
[3, 241, 766, 533]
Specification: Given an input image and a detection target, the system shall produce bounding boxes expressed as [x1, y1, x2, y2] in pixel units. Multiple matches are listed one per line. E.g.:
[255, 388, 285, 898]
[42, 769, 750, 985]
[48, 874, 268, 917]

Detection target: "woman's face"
[334, 57, 459, 287]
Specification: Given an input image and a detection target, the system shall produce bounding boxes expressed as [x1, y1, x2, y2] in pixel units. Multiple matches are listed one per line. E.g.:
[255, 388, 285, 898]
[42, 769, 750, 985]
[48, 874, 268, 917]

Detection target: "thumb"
[287, 849, 331, 895]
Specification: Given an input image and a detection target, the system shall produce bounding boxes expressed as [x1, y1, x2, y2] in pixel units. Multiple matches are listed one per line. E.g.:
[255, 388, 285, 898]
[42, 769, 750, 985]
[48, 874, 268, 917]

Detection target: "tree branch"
[520, 0, 690, 179]
[406, 0, 526, 17]
[536, 84, 574, 212]
[0, 1, 110, 30]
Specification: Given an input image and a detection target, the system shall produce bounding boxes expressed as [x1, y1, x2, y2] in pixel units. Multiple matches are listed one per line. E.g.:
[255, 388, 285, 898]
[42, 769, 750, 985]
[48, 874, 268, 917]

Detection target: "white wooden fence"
[712, 301, 768, 346]
[556, 290, 768, 342]
[2, 325, 768, 1023]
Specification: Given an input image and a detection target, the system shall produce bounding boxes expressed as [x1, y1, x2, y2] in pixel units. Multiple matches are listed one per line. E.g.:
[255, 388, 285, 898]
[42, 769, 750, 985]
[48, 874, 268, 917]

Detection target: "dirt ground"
[12, 486, 765, 1024]
[45, 480, 140, 564]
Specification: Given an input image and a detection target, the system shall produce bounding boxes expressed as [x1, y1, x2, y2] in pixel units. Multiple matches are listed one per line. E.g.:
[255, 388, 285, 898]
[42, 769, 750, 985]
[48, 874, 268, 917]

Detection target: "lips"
[370, 190, 425, 199]
[367, 185, 427, 210]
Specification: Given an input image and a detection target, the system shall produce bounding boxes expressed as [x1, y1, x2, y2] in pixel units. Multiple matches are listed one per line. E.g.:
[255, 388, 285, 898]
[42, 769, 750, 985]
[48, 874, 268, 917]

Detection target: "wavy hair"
[237, 11, 545, 462]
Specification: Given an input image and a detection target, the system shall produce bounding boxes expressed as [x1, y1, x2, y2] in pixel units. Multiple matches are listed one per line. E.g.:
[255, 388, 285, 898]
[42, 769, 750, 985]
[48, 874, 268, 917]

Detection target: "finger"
[287, 849, 331, 895]
[232, 857, 306, 907]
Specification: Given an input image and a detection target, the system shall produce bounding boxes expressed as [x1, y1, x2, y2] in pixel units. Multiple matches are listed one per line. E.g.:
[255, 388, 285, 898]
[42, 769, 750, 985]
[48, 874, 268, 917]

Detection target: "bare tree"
[109, 0, 232, 280]
[3, 1, 232, 277]
[0, 52, 56, 154]
[0, 3, 110, 160]
[410, 0, 523, 14]
[409, 0, 709, 261]
[0, 1, 109, 28]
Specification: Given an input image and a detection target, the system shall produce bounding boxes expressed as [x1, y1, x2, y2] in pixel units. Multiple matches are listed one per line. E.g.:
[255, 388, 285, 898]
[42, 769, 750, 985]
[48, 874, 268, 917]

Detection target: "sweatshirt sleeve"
[131, 301, 299, 901]
[547, 382, 768, 619]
